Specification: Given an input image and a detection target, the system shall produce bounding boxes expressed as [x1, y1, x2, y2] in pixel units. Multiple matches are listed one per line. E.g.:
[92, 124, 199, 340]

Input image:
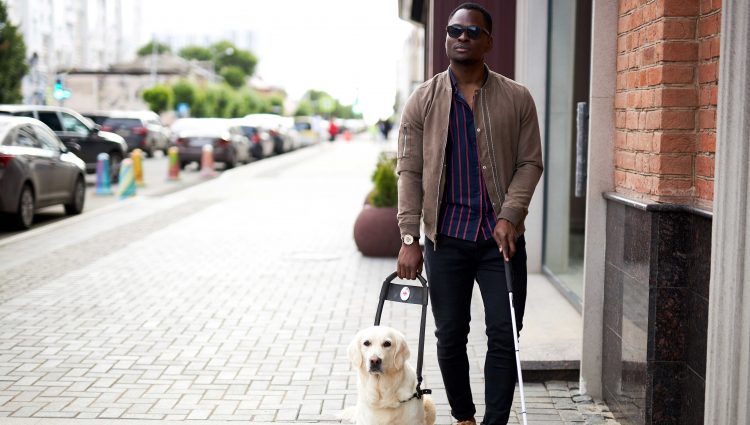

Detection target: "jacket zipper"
[480, 88, 505, 208]
[402, 126, 408, 157]
[434, 124, 449, 251]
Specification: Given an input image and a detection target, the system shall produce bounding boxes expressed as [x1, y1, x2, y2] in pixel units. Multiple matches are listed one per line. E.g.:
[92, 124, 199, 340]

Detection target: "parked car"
[0, 105, 127, 183]
[83, 110, 170, 156]
[231, 119, 274, 159]
[293, 116, 322, 146]
[172, 118, 251, 169]
[242, 114, 298, 154]
[0, 116, 86, 229]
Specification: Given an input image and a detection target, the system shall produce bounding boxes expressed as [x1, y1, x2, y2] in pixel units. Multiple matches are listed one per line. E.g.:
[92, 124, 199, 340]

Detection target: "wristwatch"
[402, 234, 416, 246]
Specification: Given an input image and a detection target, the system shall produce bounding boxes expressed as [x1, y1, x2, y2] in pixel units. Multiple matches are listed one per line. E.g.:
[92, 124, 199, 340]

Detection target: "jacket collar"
[442, 63, 492, 92]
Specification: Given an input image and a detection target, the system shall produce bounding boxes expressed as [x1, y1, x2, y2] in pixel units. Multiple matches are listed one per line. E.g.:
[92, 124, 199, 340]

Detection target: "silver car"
[0, 116, 86, 229]
[172, 119, 251, 170]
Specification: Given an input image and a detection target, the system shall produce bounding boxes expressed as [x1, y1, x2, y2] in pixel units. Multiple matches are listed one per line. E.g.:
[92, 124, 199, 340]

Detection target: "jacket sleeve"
[395, 91, 425, 239]
[498, 87, 544, 227]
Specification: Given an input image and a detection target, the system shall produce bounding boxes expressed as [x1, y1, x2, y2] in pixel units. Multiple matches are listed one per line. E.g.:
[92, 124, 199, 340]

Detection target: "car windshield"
[102, 118, 141, 128]
[294, 122, 312, 131]
[85, 115, 109, 125]
[239, 126, 258, 137]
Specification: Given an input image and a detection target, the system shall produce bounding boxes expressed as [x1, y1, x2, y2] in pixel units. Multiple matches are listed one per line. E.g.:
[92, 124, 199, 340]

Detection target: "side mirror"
[91, 124, 101, 134]
[66, 142, 81, 155]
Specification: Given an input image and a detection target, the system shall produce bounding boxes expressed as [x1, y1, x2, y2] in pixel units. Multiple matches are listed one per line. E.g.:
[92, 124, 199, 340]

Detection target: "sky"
[141, 0, 414, 121]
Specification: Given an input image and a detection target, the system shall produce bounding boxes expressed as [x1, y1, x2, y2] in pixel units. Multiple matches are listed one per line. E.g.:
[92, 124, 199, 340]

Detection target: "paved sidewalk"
[0, 139, 616, 424]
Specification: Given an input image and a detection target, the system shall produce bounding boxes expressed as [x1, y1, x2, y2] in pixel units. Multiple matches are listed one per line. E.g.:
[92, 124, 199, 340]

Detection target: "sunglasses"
[446, 24, 491, 40]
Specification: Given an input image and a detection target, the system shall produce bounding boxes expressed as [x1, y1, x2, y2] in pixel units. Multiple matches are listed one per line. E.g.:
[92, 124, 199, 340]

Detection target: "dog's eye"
[383, 341, 392, 347]
[363, 340, 371, 347]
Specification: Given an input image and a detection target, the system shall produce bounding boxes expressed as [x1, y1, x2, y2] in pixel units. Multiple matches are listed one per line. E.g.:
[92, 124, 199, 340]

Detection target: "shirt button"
[482, 165, 487, 170]
[477, 128, 481, 133]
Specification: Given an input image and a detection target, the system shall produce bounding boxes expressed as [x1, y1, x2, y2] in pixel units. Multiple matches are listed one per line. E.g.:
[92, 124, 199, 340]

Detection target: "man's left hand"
[493, 219, 517, 262]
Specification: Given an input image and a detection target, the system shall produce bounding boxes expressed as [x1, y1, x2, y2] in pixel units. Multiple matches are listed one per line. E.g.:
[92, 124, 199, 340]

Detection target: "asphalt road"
[0, 151, 237, 240]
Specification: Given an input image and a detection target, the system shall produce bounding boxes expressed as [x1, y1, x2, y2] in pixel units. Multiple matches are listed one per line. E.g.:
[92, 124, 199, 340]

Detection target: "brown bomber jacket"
[396, 67, 544, 244]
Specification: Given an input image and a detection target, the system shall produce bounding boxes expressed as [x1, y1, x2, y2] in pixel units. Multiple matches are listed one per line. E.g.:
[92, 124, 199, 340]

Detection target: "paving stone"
[0, 141, 619, 424]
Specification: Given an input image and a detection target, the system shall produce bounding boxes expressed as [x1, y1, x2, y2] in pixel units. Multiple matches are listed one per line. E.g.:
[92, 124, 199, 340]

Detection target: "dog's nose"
[369, 357, 382, 367]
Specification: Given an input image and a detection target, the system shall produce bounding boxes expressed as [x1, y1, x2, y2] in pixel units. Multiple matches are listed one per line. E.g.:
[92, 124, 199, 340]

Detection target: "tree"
[171, 79, 196, 106]
[294, 100, 313, 117]
[220, 66, 246, 89]
[178, 45, 212, 61]
[137, 40, 171, 57]
[0, 0, 29, 103]
[211, 40, 257, 77]
[142, 85, 172, 113]
[266, 94, 285, 115]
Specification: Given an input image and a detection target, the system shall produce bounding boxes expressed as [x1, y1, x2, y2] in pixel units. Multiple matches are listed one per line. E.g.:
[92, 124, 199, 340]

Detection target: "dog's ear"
[393, 331, 411, 371]
[347, 331, 363, 369]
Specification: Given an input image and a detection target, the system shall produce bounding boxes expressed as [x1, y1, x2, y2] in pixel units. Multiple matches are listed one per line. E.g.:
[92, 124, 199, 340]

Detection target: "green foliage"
[142, 85, 172, 113]
[178, 45, 212, 61]
[0, 0, 29, 103]
[211, 40, 257, 77]
[171, 79, 196, 106]
[369, 153, 398, 208]
[137, 40, 171, 56]
[266, 95, 284, 115]
[294, 100, 313, 117]
[220, 66, 246, 88]
[298, 89, 361, 119]
[145, 76, 284, 118]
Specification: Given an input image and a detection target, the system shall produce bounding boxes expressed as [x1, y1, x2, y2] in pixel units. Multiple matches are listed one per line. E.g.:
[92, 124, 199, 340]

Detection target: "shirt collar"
[448, 64, 490, 91]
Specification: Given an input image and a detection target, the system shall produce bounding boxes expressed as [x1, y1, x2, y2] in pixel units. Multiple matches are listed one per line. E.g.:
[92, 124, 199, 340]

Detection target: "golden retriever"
[342, 325, 436, 425]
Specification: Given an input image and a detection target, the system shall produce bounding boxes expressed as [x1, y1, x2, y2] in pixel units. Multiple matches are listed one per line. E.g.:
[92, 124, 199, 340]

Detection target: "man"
[395, 3, 543, 425]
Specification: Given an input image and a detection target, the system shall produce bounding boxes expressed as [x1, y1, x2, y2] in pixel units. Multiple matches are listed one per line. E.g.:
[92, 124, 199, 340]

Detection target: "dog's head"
[348, 325, 411, 375]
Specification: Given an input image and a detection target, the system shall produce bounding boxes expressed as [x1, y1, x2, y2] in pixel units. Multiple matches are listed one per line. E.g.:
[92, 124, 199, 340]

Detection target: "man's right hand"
[397, 243, 424, 280]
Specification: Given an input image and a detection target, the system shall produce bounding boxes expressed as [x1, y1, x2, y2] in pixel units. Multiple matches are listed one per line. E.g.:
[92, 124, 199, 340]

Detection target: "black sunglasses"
[446, 24, 491, 40]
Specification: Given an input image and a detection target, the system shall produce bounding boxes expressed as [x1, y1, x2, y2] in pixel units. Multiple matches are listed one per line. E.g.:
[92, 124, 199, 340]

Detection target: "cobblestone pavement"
[0, 140, 618, 424]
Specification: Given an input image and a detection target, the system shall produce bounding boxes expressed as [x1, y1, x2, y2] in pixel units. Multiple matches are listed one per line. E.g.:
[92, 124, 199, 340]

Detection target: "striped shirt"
[438, 69, 497, 241]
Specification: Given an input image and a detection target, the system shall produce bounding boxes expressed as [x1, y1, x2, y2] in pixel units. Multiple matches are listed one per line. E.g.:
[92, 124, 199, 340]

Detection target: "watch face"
[403, 234, 414, 245]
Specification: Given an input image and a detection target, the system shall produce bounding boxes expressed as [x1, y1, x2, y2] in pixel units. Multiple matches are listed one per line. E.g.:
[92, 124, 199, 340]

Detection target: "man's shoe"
[456, 419, 476, 425]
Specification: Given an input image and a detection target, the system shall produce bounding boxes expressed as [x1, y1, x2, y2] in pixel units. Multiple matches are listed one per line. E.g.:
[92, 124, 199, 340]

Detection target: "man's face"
[445, 8, 493, 65]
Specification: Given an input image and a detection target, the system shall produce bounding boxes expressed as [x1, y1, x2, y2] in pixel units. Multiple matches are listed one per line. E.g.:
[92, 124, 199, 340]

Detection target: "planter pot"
[353, 205, 401, 257]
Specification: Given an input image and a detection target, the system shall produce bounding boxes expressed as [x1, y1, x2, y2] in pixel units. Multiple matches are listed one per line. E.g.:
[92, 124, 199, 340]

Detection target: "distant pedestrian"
[328, 120, 338, 142]
[379, 118, 393, 141]
[395, 3, 544, 425]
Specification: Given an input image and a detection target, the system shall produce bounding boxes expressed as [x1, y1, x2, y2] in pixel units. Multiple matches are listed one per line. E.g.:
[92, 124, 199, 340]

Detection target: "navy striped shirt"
[438, 70, 497, 241]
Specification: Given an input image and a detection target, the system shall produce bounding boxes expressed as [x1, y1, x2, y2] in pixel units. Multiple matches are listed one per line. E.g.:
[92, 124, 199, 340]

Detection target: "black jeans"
[424, 234, 527, 425]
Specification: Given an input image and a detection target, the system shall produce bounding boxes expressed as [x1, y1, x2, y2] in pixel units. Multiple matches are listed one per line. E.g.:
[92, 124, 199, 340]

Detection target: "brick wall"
[614, 0, 720, 208]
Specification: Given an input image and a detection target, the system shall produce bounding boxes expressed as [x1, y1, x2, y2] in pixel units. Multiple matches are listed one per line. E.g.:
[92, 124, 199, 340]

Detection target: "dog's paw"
[337, 406, 357, 423]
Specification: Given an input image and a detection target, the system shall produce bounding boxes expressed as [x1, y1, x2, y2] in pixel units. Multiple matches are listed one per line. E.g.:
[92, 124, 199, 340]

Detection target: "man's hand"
[397, 243, 423, 280]
[493, 219, 517, 262]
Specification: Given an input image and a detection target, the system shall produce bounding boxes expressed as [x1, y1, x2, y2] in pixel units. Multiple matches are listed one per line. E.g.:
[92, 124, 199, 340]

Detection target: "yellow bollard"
[131, 149, 145, 187]
[168, 146, 180, 181]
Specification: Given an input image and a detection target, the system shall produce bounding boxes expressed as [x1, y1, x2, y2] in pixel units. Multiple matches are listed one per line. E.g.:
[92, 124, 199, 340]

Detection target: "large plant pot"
[353, 205, 401, 257]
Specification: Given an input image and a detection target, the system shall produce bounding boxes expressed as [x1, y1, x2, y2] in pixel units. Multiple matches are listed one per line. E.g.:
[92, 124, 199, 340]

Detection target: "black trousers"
[424, 234, 527, 425]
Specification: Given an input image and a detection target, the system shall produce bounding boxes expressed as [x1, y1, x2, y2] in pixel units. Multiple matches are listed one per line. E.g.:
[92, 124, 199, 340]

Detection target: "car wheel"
[64, 177, 85, 215]
[273, 139, 284, 155]
[13, 184, 35, 230]
[145, 146, 154, 158]
[225, 151, 236, 169]
[109, 151, 123, 183]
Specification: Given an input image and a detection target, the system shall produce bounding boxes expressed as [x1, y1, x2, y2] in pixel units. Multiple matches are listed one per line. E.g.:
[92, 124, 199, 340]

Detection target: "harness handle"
[374, 272, 430, 395]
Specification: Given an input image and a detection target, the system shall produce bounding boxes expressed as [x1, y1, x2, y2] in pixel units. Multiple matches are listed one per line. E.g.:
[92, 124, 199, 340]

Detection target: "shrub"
[369, 153, 398, 208]
[142, 85, 172, 113]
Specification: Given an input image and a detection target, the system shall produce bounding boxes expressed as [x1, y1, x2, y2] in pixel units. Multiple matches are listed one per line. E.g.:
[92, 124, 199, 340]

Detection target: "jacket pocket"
[397, 124, 409, 158]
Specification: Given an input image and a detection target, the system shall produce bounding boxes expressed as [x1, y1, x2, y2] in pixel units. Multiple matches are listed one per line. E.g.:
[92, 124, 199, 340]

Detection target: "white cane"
[503, 256, 528, 425]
